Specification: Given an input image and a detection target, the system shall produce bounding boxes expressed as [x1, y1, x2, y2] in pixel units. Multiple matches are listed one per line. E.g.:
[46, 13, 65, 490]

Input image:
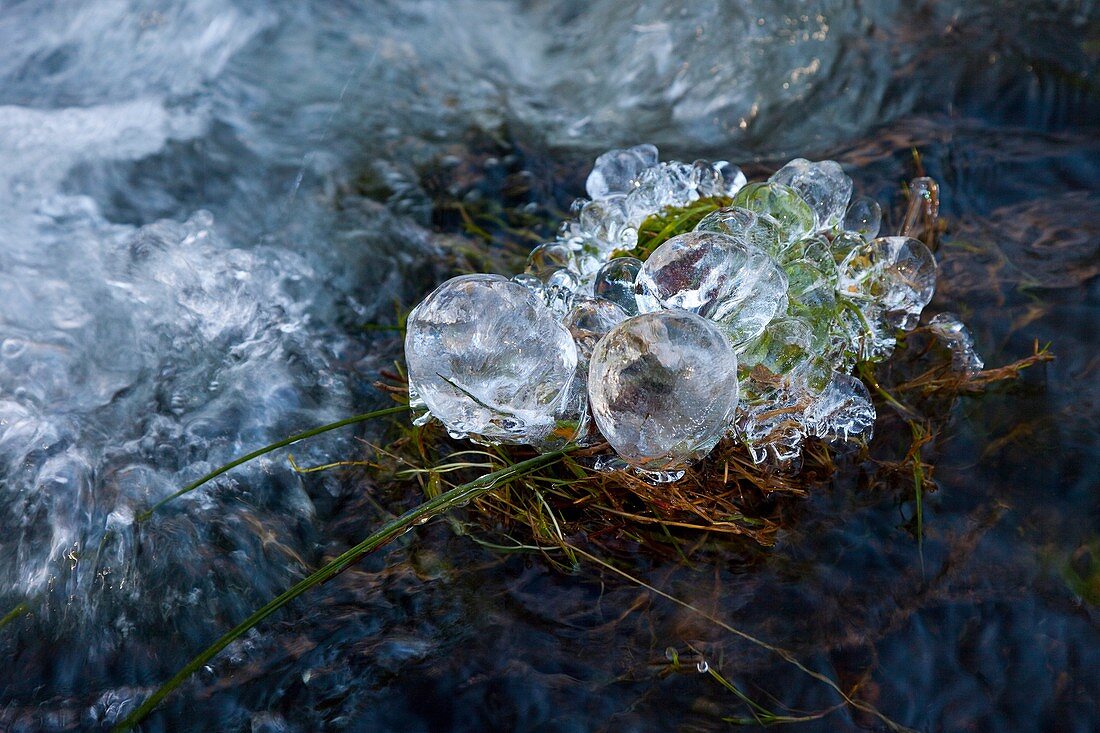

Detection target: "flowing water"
[0, 1, 1097, 731]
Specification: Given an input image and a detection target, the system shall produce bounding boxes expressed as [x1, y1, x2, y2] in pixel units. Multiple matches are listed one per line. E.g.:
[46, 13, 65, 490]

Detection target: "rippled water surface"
[0, 2, 1097, 731]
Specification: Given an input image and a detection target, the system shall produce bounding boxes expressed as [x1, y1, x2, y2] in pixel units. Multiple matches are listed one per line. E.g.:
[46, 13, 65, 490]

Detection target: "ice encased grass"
[770, 158, 853, 231]
[405, 145, 969, 475]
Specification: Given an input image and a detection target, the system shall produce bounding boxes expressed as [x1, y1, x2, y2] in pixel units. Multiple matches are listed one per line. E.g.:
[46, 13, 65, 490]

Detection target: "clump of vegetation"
[374, 338, 1049, 566]
[620, 195, 733, 260]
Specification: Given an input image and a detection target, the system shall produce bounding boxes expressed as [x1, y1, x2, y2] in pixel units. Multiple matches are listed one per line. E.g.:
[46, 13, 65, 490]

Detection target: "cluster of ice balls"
[405, 145, 960, 479]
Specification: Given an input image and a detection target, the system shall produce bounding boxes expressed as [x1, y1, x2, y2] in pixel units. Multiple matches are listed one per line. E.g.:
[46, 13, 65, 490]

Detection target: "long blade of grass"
[0, 601, 29, 630]
[570, 545, 916, 733]
[113, 447, 572, 732]
[909, 421, 926, 575]
[139, 405, 409, 520]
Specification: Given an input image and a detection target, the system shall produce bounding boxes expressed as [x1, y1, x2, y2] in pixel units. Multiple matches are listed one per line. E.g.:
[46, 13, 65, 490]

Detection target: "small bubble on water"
[1, 338, 27, 358]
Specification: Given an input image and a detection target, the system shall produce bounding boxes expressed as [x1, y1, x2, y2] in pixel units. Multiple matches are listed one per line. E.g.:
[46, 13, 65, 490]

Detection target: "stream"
[0, 2, 1097, 731]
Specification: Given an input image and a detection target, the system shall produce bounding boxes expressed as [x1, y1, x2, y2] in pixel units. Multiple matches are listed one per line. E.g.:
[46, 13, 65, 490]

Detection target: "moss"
[618, 196, 732, 261]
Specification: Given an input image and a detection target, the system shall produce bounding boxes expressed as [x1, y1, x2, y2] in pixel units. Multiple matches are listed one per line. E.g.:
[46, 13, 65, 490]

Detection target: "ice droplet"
[770, 158, 853, 231]
[585, 144, 660, 200]
[713, 161, 748, 196]
[565, 296, 629, 359]
[900, 176, 940, 239]
[593, 257, 643, 316]
[525, 241, 573, 278]
[579, 196, 632, 253]
[843, 195, 882, 240]
[928, 312, 984, 374]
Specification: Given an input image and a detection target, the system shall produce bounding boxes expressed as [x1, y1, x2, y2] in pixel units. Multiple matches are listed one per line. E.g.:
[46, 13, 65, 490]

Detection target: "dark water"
[0, 1, 1097, 731]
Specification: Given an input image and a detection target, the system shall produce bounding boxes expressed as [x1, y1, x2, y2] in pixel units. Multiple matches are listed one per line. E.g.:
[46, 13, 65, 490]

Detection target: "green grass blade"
[113, 448, 572, 732]
[910, 421, 926, 574]
[139, 405, 409, 520]
[0, 601, 29, 630]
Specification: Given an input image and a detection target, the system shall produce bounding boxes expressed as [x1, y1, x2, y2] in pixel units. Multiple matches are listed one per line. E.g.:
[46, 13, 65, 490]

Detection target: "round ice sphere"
[593, 257, 643, 315]
[585, 144, 659, 200]
[770, 158, 853, 230]
[405, 274, 578, 445]
[837, 236, 936, 330]
[731, 182, 817, 243]
[636, 231, 788, 345]
[694, 206, 781, 255]
[512, 272, 545, 296]
[588, 311, 740, 471]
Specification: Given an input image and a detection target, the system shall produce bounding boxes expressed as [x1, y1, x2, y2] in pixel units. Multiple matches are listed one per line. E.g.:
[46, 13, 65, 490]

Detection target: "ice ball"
[405, 274, 578, 445]
[837, 236, 937, 329]
[770, 158, 853, 231]
[636, 231, 788, 345]
[588, 310, 739, 471]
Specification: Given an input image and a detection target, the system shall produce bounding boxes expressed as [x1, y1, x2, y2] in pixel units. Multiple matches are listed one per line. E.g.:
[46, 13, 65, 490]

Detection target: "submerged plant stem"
[140, 404, 409, 520]
[0, 601, 29, 630]
[113, 448, 573, 733]
[570, 545, 916, 733]
[909, 421, 927, 574]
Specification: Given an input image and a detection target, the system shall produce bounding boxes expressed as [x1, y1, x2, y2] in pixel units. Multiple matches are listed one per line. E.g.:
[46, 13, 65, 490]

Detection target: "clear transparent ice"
[405, 274, 579, 445]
